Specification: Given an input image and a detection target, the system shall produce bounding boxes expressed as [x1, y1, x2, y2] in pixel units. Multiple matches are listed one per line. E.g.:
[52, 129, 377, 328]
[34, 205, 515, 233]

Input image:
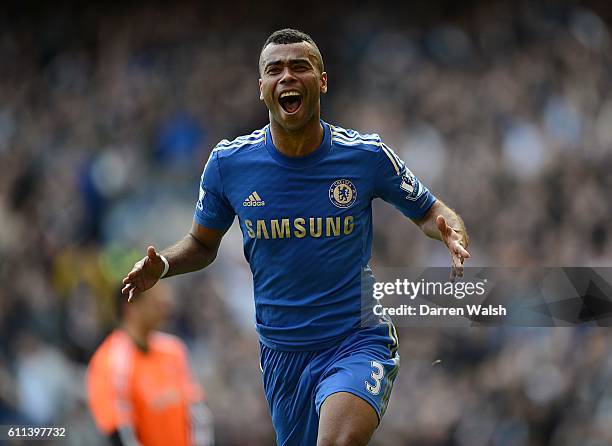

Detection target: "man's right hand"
[122, 246, 165, 302]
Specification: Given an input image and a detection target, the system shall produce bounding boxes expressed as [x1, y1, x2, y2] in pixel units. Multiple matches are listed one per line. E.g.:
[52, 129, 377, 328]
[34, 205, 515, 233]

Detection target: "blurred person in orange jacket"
[87, 283, 213, 446]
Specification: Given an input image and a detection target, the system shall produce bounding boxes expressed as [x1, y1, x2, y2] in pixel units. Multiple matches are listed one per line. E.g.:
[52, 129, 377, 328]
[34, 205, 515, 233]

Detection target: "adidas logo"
[243, 191, 265, 207]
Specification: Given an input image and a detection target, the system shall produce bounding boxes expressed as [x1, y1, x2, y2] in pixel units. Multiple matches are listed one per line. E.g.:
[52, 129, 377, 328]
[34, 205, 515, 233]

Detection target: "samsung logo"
[244, 216, 355, 239]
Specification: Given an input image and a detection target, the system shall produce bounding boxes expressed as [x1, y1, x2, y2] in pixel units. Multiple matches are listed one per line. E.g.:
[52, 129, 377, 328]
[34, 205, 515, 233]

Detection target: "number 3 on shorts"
[365, 360, 384, 395]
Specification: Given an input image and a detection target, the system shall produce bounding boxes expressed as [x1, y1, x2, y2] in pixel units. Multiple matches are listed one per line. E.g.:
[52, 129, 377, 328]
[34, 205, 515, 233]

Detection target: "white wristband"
[159, 254, 170, 279]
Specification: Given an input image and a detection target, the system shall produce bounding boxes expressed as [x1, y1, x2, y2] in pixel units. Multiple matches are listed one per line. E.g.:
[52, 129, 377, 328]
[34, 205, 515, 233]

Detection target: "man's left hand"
[436, 215, 470, 280]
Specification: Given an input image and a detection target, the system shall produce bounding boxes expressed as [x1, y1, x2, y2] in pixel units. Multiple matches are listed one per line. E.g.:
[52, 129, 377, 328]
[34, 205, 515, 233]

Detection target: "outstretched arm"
[415, 200, 470, 279]
[121, 221, 227, 301]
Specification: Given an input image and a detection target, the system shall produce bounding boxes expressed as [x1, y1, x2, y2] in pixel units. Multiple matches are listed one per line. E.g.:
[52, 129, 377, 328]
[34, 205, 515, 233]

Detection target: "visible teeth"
[280, 91, 301, 99]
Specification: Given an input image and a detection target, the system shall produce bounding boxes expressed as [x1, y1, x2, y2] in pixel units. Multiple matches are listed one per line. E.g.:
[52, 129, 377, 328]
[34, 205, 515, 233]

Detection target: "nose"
[279, 67, 297, 84]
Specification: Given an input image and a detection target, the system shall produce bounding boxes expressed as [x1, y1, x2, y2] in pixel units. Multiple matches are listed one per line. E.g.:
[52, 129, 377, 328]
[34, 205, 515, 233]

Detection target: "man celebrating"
[122, 29, 469, 446]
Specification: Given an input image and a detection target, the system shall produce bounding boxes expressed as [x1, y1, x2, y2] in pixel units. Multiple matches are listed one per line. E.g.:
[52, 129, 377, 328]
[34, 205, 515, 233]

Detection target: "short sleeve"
[86, 337, 135, 435]
[374, 142, 436, 220]
[194, 149, 235, 230]
[87, 349, 117, 433]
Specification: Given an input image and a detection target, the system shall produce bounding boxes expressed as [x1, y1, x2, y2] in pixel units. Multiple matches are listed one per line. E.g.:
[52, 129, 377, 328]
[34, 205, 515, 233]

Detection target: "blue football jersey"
[194, 121, 436, 350]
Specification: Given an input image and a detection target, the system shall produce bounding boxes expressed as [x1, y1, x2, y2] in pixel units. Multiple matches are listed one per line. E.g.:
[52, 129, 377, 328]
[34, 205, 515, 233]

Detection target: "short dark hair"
[259, 28, 324, 74]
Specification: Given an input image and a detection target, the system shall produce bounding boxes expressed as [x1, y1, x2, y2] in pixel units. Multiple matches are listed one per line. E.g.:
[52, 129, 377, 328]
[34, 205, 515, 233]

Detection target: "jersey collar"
[264, 120, 332, 168]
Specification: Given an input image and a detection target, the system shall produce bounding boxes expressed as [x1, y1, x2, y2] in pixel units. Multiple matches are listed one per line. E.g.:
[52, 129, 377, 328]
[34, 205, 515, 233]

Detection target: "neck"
[122, 320, 150, 352]
[269, 115, 324, 157]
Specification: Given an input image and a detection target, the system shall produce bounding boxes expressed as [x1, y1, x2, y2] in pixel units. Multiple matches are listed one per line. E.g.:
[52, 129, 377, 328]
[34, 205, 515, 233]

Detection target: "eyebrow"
[264, 58, 313, 69]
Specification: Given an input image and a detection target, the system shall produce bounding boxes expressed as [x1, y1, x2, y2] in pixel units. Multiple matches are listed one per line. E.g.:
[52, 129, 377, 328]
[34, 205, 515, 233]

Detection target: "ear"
[259, 79, 264, 101]
[320, 72, 328, 94]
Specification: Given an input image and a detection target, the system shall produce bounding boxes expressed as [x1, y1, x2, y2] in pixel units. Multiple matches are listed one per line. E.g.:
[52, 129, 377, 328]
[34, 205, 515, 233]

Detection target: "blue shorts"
[260, 322, 400, 446]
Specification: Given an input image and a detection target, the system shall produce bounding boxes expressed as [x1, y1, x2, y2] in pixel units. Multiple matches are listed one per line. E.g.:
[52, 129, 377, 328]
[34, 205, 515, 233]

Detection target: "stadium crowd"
[0, 1, 611, 444]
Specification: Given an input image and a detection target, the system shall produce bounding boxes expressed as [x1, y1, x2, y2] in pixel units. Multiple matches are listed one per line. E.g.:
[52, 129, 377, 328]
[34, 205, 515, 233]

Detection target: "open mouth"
[278, 91, 303, 114]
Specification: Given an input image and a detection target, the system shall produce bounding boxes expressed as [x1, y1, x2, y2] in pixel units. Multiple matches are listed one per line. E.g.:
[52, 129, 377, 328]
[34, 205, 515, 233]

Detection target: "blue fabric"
[260, 323, 400, 446]
[194, 120, 436, 350]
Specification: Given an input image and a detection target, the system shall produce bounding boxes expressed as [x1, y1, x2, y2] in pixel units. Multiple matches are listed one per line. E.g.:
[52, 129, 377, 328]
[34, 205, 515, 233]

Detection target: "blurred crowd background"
[1, 0, 611, 444]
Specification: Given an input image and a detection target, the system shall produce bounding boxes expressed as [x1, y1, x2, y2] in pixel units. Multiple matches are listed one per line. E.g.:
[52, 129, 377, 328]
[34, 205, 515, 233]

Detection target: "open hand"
[122, 246, 165, 302]
[436, 215, 470, 280]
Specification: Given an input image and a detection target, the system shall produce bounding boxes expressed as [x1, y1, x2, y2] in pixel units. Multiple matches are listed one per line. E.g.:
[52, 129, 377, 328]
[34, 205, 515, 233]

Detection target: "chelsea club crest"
[329, 179, 357, 208]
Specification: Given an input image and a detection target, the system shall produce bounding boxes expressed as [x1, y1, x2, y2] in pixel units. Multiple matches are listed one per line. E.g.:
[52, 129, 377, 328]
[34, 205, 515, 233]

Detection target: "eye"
[266, 66, 281, 75]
